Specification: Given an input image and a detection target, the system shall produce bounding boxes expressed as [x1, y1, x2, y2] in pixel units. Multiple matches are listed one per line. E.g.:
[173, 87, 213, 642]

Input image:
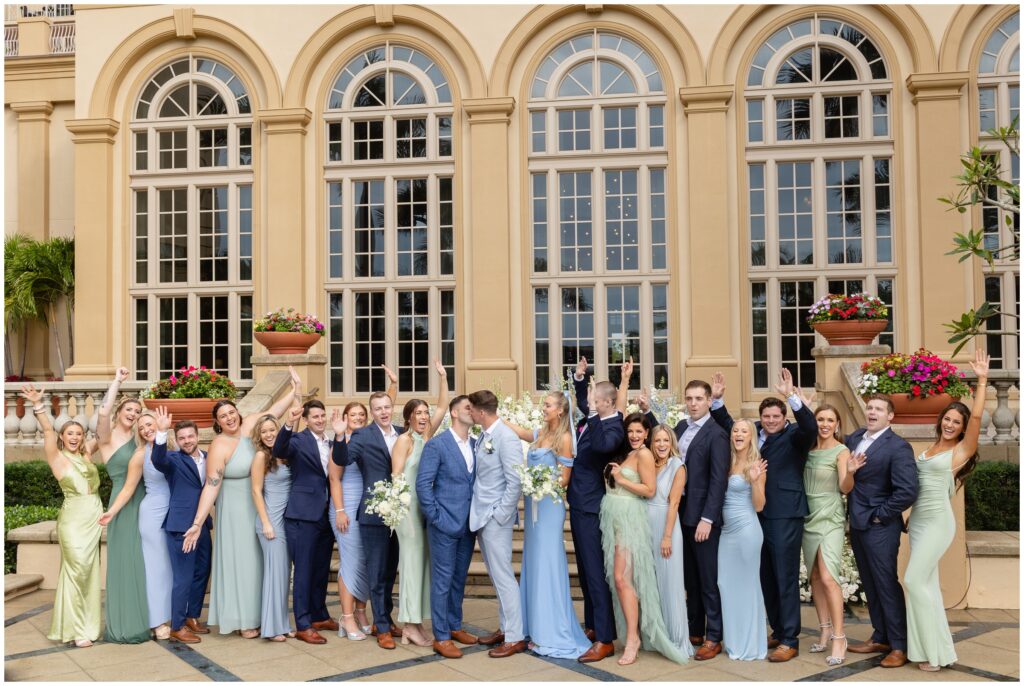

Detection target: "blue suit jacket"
[332, 423, 406, 527]
[272, 426, 330, 522]
[845, 427, 918, 531]
[151, 441, 211, 534]
[567, 413, 626, 515]
[416, 429, 476, 537]
[669, 417, 730, 528]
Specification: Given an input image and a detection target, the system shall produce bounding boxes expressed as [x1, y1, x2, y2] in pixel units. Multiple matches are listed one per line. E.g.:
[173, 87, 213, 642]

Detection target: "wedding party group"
[23, 347, 989, 673]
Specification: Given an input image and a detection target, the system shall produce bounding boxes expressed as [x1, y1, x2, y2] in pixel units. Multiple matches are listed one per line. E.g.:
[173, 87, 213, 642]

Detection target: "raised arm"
[954, 350, 989, 471]
[19, 385, 65, 479]
[708, 371, 735, 433]
[149, 407, 174, 475]
[95, 367, 131, 448]
[382, 364, 399, 405]
[98, 448, 144, 525]
[587, 413, 625, 456]
[615, 357, 633, 415]
[503, 419, 536, 443]
[425, 359, 449, 439]
[181, 436, 232, 552]
[660, 465, 686, 558]
[330, 409, 353, 466]
[250, 451, 275, 540]
[272, 406, 302, 460]
[573, 357, 589, 417]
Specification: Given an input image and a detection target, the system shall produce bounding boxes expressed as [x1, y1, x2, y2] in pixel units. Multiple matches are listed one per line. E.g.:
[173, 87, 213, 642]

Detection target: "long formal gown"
[396, 431, 431, 624]
[645, 457, 693, 657]
[718, 474, 768, 660]
[600, 467, 689, 664]
[48, 452, 103, 643]
[905, 449, 957, 668]
[139, 443, 172, 628]
[209, 437, 264, 633]
[103, 439, 151, 643]
[257, 461, 293, 638]
[520, 447, 591, 659]
[802, 444, 847, 586]
[334, 454, 369, 602]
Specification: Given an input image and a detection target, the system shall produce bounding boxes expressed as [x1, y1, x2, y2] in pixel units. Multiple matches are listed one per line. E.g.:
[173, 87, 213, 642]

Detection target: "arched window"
[529, 30, 669, 390]
[976, 11, 1019, 369]
[323, 43, 456, 395]
[130, 56, 255, 381]
[743, 15, 896, 389]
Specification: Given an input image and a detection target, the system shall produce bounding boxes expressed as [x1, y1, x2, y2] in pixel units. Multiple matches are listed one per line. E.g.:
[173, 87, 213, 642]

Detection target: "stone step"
[4, 573, 44, 600]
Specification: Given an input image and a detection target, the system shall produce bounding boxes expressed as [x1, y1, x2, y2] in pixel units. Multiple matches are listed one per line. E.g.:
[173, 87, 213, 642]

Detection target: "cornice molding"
[257, 107, 312, 135]
[66, 117, 120, 144]
[906, 72, 969, 103]
[679, 84, 734, 114]
[464, 96, 515, 124]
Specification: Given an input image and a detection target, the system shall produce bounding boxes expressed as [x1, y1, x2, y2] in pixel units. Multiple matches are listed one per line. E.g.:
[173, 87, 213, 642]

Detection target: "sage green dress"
[48, 452, 103, 643]
[209, 437, 263, 633]
[103, 439, 151, 643]
[396, 431, 431, 623]
[600, 467, 689, 664]
[801, 443, 847, 584]
[905, 449, 957, 668]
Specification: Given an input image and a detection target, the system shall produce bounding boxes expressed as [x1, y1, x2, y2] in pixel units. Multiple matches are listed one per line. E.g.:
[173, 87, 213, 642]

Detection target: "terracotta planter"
[811, 319, 888, 346]
[254, 331, 322, 354]
[889, 392, 958, 425]
[143, 398, 224, 429]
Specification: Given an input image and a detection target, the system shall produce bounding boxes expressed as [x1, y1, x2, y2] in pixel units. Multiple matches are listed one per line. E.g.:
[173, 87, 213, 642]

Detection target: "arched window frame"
[528, 28, 671, 391]
[742, 15, 897, 391]
[322, 42, 457, 396]
[129, 54, 256, 382]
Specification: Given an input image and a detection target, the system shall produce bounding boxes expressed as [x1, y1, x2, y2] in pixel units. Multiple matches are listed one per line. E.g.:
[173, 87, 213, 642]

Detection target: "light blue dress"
[520, 447, 591, 659]
[257, 461, 293, 638]
[334, 449, 369, 602]
[138, 443, 172, 628]
[718, 474, 767, 660]
[646, 458, 693, 656]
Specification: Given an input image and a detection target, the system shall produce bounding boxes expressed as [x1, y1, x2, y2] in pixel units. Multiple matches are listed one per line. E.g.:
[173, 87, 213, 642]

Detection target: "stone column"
[679, 85, 739, 389]
[463, 97, 518, 392]
[15, 16, 51, 57]
[63, 118, 119, 380]
[906, 73, 970, 359]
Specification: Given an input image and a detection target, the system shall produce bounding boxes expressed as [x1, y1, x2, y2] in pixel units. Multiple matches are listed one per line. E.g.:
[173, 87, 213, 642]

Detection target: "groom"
[467, 390, 526, 658]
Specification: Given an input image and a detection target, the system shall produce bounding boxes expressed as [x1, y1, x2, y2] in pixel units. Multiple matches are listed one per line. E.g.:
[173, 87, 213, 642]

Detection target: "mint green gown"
[905, 449, 957, 668]
[103, 439, 151, 643]
[49, 452, 103, 643]
[600, 467, 689, 664]
[801, 444, 847, 584]
[396, 431, 431, 623]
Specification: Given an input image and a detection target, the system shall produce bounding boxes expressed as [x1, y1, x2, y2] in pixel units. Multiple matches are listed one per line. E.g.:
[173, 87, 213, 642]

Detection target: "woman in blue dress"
[506, 390, 591, 659]
[718, 418, 768, 660]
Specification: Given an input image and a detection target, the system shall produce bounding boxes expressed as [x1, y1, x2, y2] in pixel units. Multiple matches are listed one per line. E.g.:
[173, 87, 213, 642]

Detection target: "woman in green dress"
[92, 368, 151, 643]
[21, 385, 104, 647]
[905, 350, 988, 672]
[182, 368, 301, 637]
[801, 403, 858, 666]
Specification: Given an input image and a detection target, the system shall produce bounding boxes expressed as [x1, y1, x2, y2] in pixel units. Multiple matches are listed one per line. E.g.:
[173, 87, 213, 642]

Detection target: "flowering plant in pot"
[253, 308, 325, 354]
[856, 349, 972, 423]
[806, 293, 889, 345]
[141, 365, 237, 428]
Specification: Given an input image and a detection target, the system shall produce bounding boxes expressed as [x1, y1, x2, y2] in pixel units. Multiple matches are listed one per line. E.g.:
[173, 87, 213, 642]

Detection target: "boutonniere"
[483, 438, 495, 454]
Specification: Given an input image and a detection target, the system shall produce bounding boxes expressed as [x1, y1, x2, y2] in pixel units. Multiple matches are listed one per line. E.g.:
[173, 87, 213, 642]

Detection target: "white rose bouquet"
[364, 473, 411, 530]
[515, 463, 566, 522]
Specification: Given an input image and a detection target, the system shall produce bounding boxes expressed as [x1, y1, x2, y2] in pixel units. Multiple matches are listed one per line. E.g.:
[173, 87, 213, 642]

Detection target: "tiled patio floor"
[4, 590, 1018, 682]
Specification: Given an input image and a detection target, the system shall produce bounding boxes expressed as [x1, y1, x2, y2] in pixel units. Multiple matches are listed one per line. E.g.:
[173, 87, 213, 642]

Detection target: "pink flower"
[887, 369, 896, 377]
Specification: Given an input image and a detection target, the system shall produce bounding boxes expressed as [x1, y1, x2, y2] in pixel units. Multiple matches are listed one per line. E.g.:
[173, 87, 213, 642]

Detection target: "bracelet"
[33, 406, 47, 414]
[336, 508, 346, 513]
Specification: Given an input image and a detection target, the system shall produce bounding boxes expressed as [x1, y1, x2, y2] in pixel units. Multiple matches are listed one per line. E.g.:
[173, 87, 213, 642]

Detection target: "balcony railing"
[49, 19, 72, 54]
[6, 4, 74, 21]
[5, 25, 17, 57]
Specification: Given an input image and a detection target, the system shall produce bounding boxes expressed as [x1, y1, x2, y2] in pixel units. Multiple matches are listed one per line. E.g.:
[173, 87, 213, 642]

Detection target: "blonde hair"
[134, 410, 158, 445]
[534, 391, 571, 455]
[650, 424, 680, 463]
[730, 418, 762, 482]
[112, 396, 142, 427]
[57, 420, 88, 456]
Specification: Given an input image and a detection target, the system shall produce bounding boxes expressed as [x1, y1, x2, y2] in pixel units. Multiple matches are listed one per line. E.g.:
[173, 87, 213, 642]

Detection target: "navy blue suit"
[332, 423, 405, 631]
[272, 426, 334, 631]
[569, 374, 623, 644]
[151, 440, 212, 631]
[710, 400, 817, 648]
[846, 427, 918, 651]
[416, 429, 476, 641]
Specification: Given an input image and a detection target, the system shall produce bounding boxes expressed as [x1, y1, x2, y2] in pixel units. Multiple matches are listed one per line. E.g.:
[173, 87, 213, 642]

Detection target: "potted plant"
[806, 293, 889, 346]
[253, 307, 325, 354]
[856, 349, 972, 424]
[141, 365, 238, 428]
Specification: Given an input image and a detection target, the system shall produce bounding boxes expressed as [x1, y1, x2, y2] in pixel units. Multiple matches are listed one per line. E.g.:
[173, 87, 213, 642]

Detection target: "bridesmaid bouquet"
[364, 474, 411, 530]
[515, 463, 566, 522]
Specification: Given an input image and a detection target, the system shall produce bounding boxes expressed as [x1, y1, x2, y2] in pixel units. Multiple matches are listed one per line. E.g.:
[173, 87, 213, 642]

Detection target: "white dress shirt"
[854, 426, 889, 455]
[378, 423, 399, 455]
[678, 412, 713, 462]
[156, 431, 205, 484]
[451, 428, 474, 473]
[312, 431, 331, 475]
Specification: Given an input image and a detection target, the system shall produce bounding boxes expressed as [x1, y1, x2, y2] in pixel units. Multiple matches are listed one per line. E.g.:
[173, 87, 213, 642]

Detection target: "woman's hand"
[154, 406, 173, 433]
[335, 510, 350, 533]
[620, 356, 634, 384]
[20, 384, 43, 407]
[330, 408, 348, 437]
[98, 511, 115, 526]
[434, 358, 447, 377]
[182, 524, 201, 553]
[660, 536, 672, 559]
[711, 371, 726, 401]
[114, 367, 130, 383]
[747, 458, 768, 481]
[381, 364, 398, 385]
[969, 349, 990, 380]
[262, 522, 275, 540]
[635, 391, 650, 413]
[847, 452, 867, 475]
[796, 386, 816, 407]
[608, 462, 622, 483]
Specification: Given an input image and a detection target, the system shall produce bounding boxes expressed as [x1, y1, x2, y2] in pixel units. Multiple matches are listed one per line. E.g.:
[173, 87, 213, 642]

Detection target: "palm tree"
[4, 233, 34, 378]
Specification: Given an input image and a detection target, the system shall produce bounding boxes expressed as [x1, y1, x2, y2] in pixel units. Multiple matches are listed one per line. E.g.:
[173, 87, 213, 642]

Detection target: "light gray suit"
[470, 418, 524, 642]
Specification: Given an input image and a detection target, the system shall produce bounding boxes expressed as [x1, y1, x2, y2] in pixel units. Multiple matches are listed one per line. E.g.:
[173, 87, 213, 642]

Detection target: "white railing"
[4, 380, 255, 446]
[10, 4, 74, 19]
[966, 369, 1021, 445]
[48, 19, 72, 54]
[5, 25, 17, 57]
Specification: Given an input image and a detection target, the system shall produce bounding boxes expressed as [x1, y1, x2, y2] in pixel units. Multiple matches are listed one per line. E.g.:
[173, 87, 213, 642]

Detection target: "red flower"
[912, 385, 921, 396]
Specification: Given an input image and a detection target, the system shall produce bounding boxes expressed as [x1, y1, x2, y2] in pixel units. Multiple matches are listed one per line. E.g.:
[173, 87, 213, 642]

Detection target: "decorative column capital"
[906, 72, 969, 103]
[464, 97, 516, 124]
[679, 85, 734, 114]
[66, 117, 120, 144]
[10, 101, 54, 122]
[257, 108, 312, 135]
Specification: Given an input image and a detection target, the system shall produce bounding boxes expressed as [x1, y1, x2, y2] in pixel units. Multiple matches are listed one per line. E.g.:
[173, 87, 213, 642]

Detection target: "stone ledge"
[967, 530, 1020, 557]
[6, 520, 107, 543]
[5, 573, 44, 599]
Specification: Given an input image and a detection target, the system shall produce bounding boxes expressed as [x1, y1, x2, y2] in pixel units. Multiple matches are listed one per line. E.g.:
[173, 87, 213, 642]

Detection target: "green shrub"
[4, 460, 112, 508]
[4, 504, 61, 574]
[965, 461, 1019, 531]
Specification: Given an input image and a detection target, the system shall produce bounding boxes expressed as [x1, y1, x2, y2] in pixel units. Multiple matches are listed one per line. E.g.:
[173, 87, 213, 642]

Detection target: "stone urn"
[888, 392, 958, 424]
[812, 319, 888, 346]
[254, 331, 322, 355]
[142, 398, 224, 429]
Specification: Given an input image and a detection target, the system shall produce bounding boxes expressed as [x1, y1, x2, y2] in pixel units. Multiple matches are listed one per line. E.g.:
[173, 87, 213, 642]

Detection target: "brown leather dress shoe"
[311, 618, 339, 632]
[294, 628, 327, 645]
[578, 641, 615, 663]
[769, 645, 798, 662]
[695, 640, 722, 661]
[185, 618, 210, 634]
[767, 638, 781, 649]
[688, 635, 704, 647]
[477, 629, 505, 646]
[488, 640, 529, 658]
[371, 625, 404, 639]
[880, 649, 908, 668]
[584, 628, 596, 642]
[169, 627, 200, 644]
[376, 630, 396, 650]
[433, 640, 463, 659]
[450, 629, 479, 645]
[847, 641, 892, 654]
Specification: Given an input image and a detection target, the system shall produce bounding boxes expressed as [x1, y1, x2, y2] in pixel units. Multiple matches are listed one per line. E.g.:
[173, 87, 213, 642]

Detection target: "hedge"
[964, 461, 1019, 531]
[4, 460, 112, 509]
[4, 504, 61, 574]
